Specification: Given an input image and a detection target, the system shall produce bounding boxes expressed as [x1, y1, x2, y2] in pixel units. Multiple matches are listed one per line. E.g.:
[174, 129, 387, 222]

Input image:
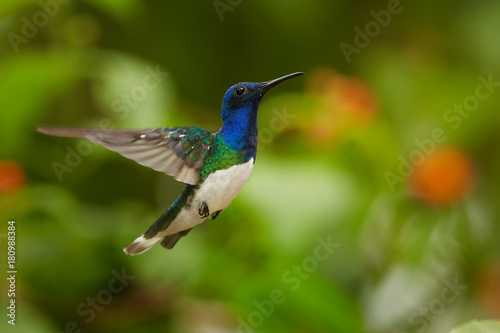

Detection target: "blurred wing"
[37, 126, 217, 185]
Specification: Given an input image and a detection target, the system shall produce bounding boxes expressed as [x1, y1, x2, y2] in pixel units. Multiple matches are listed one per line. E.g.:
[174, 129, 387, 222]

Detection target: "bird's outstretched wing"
[37, 126, 217, 185]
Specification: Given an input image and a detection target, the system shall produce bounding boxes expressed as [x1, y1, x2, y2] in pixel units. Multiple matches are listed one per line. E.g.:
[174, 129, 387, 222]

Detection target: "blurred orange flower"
[0, 160, 26, 193]
[306, 67, 377, 146]
[411, 146, 473, 204]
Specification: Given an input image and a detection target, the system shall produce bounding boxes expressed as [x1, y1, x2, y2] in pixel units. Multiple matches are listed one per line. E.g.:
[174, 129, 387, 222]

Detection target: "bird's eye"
[236, 86, 246, 96]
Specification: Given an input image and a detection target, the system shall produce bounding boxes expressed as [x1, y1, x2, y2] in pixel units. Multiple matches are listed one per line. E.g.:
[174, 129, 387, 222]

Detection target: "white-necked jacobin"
[37, 72, 303, 255]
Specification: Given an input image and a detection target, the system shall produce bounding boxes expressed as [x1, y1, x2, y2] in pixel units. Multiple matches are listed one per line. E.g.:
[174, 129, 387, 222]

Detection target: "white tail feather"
[123, 235, 162, 255]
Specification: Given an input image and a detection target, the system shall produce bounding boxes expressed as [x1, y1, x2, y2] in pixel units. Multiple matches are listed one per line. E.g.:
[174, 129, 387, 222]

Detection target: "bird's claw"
[198, 202, 209, 218]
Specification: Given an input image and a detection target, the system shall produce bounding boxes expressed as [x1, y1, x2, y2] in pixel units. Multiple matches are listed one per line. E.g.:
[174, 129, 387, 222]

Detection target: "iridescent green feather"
[199, 136, 247, 182]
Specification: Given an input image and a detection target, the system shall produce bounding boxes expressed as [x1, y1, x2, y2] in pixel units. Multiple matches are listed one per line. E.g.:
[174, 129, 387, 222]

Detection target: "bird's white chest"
[193, 158, 254, 212]
[164, 158, 254, 235]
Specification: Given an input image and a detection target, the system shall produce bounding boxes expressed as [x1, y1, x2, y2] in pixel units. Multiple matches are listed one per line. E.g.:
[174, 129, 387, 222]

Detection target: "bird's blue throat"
[219, 104, 259, 160]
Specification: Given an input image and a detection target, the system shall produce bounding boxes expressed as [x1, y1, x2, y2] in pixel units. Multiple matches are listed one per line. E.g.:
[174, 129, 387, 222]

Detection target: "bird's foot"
[211, 210, 222, 220]
[198, 202, 209, 218]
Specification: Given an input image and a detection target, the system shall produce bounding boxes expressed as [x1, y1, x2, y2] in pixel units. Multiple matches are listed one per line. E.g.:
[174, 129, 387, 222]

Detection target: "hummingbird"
[38, 72, 303, 255]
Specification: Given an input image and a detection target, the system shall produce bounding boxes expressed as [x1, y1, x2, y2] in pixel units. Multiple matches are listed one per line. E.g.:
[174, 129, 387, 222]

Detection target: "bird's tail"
[123, 235, 163, 256]
[123, 207, 174, 255]
[123, 184, 195, 255]
[124, 227, 193, 255]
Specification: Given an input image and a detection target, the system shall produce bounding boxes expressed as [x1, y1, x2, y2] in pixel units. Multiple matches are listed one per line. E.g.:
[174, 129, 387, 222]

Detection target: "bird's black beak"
[259, 72, 304, 94]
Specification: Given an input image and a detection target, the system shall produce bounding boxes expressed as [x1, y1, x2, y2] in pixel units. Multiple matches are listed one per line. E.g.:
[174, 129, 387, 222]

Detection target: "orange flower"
[411, 147, 473, 204]
[0, 161, 26, 193]
[306, 67, 377, 146]
[324, 74, 377, 122]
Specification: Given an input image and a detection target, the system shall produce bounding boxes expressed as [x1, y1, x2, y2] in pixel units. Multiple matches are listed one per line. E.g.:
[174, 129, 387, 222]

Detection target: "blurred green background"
[1, 1, 500, 332]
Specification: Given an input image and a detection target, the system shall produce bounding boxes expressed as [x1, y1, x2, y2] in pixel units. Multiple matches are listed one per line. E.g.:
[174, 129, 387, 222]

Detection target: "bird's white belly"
[165, 158, 254, 234]
[194, 158, 254, 212]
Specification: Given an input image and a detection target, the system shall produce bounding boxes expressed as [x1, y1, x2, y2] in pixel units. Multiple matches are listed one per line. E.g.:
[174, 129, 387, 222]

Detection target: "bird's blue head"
[219, 72, 303, 156]
[221, 72, 303, 122]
